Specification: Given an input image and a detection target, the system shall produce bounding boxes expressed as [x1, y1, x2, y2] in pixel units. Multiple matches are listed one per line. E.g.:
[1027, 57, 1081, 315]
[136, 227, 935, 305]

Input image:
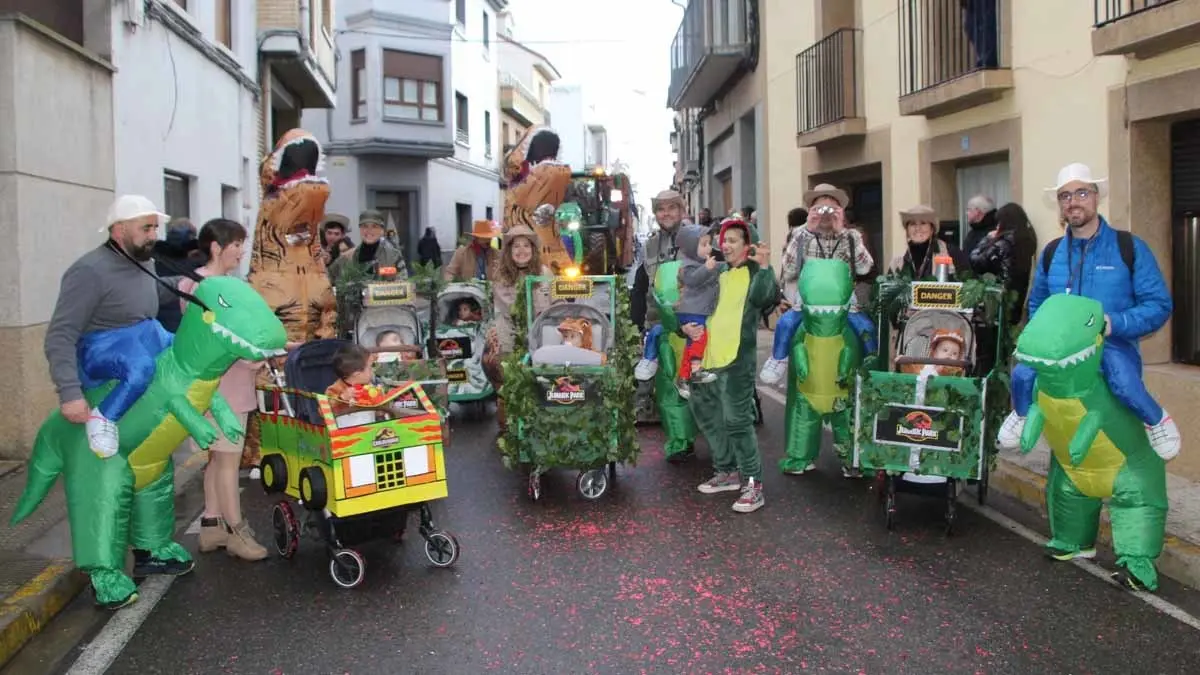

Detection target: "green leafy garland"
[497, 280, 641, 471]
[332, 261, 374, 338]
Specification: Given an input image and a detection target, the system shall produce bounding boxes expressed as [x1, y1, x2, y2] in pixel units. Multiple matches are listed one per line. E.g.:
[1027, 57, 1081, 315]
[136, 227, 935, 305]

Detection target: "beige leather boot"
[225, 520, 268, 561]
[198, 517, 228, 552]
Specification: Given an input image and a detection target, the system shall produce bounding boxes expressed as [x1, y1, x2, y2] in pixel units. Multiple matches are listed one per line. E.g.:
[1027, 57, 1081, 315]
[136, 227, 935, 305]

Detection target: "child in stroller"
[324, 343, 426, 422]
[451, 298, 482, 326]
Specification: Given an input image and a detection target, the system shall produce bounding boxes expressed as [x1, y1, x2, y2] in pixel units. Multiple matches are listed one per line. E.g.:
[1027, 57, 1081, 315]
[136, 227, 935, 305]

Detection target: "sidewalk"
[0, 448, 208, 668]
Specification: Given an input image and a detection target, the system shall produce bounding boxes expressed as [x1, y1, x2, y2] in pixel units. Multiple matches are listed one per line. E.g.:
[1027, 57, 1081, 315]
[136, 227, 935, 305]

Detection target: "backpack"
[1041, 229, 1135, 277]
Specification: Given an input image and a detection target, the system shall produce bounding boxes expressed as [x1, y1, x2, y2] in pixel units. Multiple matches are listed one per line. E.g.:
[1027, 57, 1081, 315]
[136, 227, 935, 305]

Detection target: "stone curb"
[0, 452, 209, 668]
[990, 456, 1200, 590]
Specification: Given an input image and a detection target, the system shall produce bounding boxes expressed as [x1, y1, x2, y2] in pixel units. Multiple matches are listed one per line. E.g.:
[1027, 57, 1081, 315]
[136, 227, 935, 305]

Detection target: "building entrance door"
[954, 158, 1010, 249]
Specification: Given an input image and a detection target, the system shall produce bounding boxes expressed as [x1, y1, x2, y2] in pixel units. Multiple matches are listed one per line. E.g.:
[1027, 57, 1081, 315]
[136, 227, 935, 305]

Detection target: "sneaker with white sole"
[86, 410, 119, 458]
[996, 410, 1026, 450]
[691, 369, 717, 385]
[842, 466, 862, 479]
[676, 380, 691, 400]
[1147, 413, 1181, 461]
[698, 471, 742, 494]
[732, 478, 764, 513]
[782, 462, 816, 475]
[634, 358, 659, 381]
[759, 358, 787, 385]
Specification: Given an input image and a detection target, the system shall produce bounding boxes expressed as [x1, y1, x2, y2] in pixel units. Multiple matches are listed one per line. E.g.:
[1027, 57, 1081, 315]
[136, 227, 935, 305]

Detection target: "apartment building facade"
[310, 0, 504, 258]
[547, 84, 609, 172]
[495, 10, 559, 155]
[666, 0, 763, 222]
[767, 0, 1200, 481]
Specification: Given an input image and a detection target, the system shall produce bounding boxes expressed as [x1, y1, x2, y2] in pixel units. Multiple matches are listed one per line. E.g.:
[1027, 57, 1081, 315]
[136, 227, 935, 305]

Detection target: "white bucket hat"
[1044, 163, 1107, 206]
[100, 195, 170, 233]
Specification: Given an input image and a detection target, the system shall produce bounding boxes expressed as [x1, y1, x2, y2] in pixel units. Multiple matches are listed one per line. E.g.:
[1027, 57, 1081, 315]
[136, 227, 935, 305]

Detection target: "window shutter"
[383, 50, 442, 82]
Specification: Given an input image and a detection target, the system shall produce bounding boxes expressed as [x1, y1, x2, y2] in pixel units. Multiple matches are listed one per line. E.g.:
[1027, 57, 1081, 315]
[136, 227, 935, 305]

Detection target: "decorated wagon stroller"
[354, 279, 429, 361]
[433, 281, 494, 417]
[853, 276, 1012, 534]
[497, 273, 640, 501]
[257, 339, 459, 588]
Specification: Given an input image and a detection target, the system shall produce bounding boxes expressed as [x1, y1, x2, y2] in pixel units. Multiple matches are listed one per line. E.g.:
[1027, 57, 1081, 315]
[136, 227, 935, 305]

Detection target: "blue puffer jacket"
[1027, 216, 1171, 360]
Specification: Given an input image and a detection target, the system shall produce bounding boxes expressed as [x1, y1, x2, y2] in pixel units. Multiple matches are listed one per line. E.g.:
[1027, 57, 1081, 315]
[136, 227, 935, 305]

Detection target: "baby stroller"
[434, 281, 494, 417]
[257, 339, 459, 588]
[355, 279, 428, 362]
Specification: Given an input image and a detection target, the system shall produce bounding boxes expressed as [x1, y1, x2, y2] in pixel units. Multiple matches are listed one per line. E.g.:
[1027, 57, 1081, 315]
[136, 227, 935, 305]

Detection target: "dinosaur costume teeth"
[803, 302, 851, 315]
[1015, 342, 1098, 368]
[210, 321, 281, 360]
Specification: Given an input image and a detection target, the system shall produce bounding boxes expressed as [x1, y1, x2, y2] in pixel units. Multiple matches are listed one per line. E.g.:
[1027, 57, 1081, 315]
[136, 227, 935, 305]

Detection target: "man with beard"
[45, 195, 180, 458]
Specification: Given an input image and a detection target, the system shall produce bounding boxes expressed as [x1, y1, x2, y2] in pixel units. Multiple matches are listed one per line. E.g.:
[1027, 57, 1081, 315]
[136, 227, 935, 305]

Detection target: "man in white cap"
[999, 163, 1179, 464]
[44, 195, 181, 465]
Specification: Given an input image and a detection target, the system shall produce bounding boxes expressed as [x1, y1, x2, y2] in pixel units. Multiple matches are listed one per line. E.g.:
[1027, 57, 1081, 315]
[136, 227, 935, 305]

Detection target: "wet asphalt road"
[68, 391, 1200, 675]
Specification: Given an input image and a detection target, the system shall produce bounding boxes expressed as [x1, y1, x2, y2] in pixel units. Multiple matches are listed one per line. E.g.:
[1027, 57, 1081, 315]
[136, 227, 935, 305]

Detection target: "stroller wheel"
[329, 549, 366, 589]
[883, 475, 897, 531]
[528, 472, 542, 502]
[945, 480, 959, 536]
[272, 501, 300, 559]
[424, 530, 460, 567]
[577, 469, 609, 500]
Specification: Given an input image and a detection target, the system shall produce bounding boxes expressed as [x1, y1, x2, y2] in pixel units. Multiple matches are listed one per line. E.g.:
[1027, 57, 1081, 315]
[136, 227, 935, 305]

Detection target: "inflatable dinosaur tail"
[9, 424, 64, 525]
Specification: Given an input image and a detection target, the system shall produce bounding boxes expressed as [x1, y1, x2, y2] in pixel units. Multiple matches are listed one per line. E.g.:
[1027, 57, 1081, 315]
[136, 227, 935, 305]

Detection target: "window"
[456, 203, 472, 240]
[455, 0, 466, 26]
[482, 12, 490, 48]
[455, 92, 469, 144]
[173, 0, 187, 9]
[216, 0, 232, 49]
[484, 111, 492, 157]
[221, 185, 239, 220]
[486, 206, 494, 221]
[382, 50, 443, 122]
[164, 172, 191, 219]
[502, 121, 510, 148]
[351, 49, 366, 120]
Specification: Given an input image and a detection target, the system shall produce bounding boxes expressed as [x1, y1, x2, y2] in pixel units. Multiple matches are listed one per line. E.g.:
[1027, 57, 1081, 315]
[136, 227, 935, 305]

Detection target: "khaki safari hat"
[802, 183, 849, 209]
[899, 204, 939, 232]
[358, 210, 385, 227]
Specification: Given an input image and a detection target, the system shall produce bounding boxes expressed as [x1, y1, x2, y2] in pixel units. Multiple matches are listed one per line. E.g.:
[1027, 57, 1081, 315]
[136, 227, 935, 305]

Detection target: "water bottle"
[933, 254, 953, 282]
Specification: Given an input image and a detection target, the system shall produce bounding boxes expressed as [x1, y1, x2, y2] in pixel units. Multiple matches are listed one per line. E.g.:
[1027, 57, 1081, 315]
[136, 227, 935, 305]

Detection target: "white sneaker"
[759, 358, 787, 385]
[634, 358, 659, 381]
[996, 411, 1026, 450]
[1147, 413, 1181, 461]
[86, 410, 119, 458]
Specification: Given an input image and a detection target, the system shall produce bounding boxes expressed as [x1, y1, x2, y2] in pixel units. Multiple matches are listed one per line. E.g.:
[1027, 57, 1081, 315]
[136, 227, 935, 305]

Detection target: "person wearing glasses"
[997, 163, 1179, 464]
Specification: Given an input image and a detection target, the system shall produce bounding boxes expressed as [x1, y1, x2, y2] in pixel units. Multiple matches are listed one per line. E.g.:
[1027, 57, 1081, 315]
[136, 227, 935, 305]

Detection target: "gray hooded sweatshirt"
[675, 223, 720, 316]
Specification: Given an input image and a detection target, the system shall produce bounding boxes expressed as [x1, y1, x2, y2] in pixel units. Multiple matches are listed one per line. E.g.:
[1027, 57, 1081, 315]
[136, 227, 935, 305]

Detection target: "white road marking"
[756, 384, 1200, 634]
[65, 576, 175, 675]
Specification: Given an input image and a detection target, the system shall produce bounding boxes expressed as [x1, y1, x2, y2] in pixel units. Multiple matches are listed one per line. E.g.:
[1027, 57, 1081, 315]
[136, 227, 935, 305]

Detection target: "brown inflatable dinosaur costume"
[243, 128, 337, 468]
[502, 125, 574, 273]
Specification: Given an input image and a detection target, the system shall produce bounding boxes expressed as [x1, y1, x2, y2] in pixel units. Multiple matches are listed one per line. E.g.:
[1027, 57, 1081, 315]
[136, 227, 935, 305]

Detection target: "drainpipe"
[299, 0, 312, 52]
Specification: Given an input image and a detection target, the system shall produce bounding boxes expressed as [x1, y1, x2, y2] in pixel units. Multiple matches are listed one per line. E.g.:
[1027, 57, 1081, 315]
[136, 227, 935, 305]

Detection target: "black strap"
[1040, 230, 1135, 276]
[105, 240, 211, 312]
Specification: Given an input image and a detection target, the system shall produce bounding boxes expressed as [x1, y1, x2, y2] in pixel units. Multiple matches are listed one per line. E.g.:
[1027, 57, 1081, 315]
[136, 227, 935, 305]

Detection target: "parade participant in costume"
[45, 195, 177, 458]
[445, 219, 501, 281]
[997, 163, 1179, 461]
[330, 209, 409, 280]
[245, 129, 336, 474]
[778, 258, 868, 476]
[762, 184, 877, 386]
[13, 276, 287, 609]
[886, 205, 968, 276]
[482, 224, 552, 430]
[630, 190, 697, 463]
[634, 223, 719, 398]
[1010, 293, 1169, 591]
[692, 217, 777, 513]
[502, 125, 574, 272]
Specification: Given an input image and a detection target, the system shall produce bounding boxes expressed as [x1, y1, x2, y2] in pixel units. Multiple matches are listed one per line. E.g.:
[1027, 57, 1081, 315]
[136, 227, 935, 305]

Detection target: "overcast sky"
[509, 0, 681, 205]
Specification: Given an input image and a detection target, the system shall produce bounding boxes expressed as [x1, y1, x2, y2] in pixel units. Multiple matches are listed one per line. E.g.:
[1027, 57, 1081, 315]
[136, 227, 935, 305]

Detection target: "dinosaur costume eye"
[1086, 315, 1095, 327]
[217, 295, 232, 309]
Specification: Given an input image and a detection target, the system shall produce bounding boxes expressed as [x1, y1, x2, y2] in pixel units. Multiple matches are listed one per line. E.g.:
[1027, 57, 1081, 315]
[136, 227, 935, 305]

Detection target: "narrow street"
[13, 387, 1200, 674]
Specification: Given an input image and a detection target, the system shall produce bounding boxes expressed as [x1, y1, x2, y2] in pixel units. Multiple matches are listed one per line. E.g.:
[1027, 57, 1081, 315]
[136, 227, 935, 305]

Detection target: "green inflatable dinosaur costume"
[779, 258, 865, 474]
[1014, 293, 1168, 591]
[650, 259, 698, 459]
[10, 276, 287, 608]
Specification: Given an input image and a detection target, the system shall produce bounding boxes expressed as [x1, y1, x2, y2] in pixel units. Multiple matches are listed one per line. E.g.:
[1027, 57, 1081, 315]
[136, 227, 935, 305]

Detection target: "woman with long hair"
[178, 218, 269, 561]
[482, 224, 551, 429]
[969, 201, 1039, 323]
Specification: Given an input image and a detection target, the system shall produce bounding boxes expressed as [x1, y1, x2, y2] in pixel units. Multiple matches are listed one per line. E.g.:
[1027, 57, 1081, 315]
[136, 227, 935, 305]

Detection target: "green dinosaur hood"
[1015, 293, 1104, 394]
[178, 276, 288, 378]
[556, 202, 583, 228]
[799, 257, 852, 337]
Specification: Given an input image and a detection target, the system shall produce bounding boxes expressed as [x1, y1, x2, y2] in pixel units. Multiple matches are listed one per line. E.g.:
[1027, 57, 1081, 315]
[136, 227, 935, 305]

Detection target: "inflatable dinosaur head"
[504, 125, 563, 187]
[1015, 293, 1105, 389]
[178, 276, 288, 378]
[258, 129, 330, 246]
[798, 257, 852, 336]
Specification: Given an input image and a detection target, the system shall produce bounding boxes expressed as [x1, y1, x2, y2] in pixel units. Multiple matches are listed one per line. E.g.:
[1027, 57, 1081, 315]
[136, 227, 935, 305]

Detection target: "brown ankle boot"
[198, 517, 228, 552]
[225, 520, 268, 561]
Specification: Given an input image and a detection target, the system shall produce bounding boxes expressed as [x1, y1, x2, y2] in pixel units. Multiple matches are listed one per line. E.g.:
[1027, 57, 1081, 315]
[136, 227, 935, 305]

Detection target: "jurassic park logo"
[896, 410, 940, 442]
[544, 376, 587, 405]
[910, 282, 963, 310]
[438, 338, 464, 358]
[551, 279, 594, 299]
[873, 405, 961, 452]
[372, 427, 400, 448]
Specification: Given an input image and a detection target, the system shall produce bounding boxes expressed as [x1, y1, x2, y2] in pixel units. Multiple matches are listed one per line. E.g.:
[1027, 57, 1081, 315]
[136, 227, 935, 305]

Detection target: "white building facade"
[309, 0, 504, 261]
[547, 84, 607, 173]
[113, 1, 261, 234]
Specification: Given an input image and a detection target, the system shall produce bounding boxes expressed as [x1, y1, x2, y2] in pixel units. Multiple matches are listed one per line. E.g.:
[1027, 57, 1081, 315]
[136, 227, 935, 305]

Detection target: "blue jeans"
[77, 319, 174, 420]
[770, 308, 879, 360]
[964, 0, 998, 69]
[643, 313, 708, 360]
[1011, 339, 1163, 426]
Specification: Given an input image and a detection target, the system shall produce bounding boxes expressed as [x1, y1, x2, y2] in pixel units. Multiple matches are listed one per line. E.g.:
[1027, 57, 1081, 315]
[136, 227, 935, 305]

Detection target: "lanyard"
[814, 232, 842, 260]
[1064, 232, 1094, 295]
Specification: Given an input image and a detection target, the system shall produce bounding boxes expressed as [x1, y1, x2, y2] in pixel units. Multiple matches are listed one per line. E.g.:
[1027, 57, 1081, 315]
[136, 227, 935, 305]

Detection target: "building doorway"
[716, 171, 733, 217]
[371, 190, 415, 260]
[953, 157, 1011, 250]
[1170, 118, 1200, 366]
[456, 203, 473, 242]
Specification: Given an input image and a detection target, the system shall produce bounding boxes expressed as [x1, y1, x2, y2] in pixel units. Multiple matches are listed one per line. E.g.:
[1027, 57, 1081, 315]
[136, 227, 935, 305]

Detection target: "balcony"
[257, 0, 336, 108]
[1093, 0, 1200, 58]
[667, 0, 754, 109]
[796, 28, 866, 148]
[499, 72, 546, 127]
[897, 0, 1012, 118]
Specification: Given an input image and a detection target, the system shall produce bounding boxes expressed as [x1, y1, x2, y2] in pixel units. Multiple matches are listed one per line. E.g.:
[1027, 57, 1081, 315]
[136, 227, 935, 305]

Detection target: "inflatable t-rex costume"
[1012, 293, 1169, 591]
[10, 277, 286, 609]
[779, 258, 867, 474]
[502, 125, 573, 272]
[245, 129, 336, 468]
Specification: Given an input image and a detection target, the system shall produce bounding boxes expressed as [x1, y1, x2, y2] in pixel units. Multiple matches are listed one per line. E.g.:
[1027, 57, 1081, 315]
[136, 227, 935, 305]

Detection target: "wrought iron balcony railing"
[667, 0, 753, 109]
[1095, 0, 1178, 28]
[796, 28, 860, 134]
[898, 0, 1005, 97]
